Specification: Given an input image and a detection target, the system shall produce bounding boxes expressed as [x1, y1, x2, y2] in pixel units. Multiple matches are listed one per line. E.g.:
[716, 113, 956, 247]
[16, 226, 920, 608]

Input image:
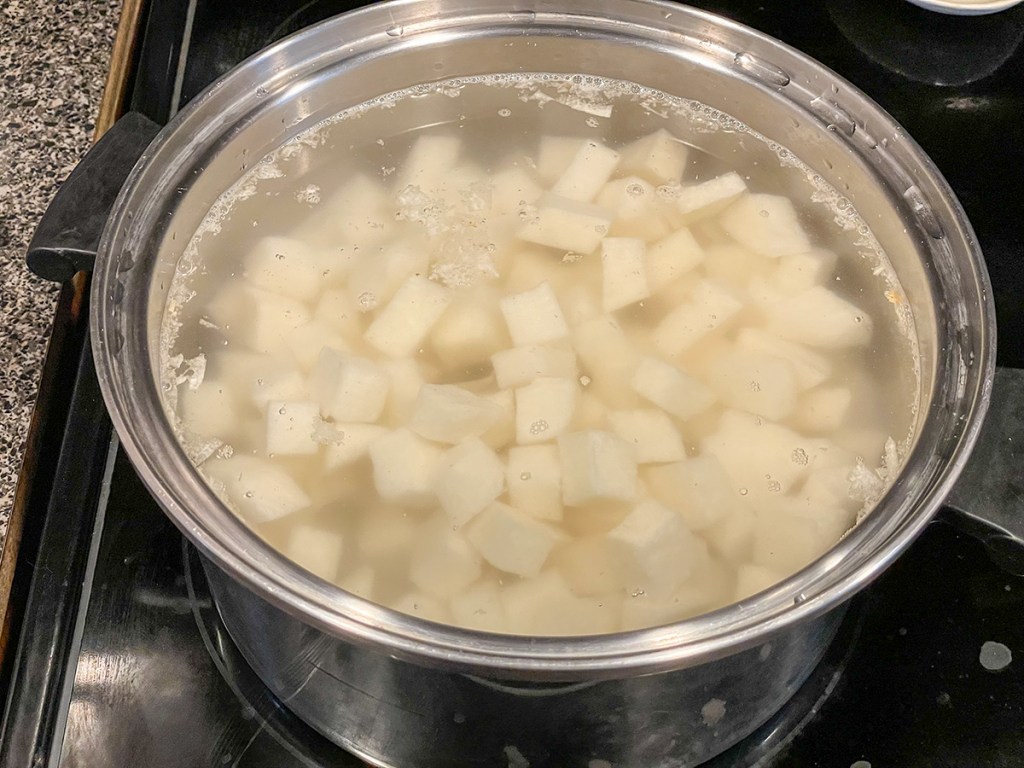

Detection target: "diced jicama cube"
[178, 379, 238, 439]
[450, 580, 509, 633]
[393, 592, 452, 624]
[435, 438, 505, 527]
[551, 139, 621, 202]
[515, 377, 577, 445]
[381, 358, 423, 424]
[505, 248, 563, 294]
[364, 276, 452, 358]
[795, 386, 852, 433]
[706, 349, 798, 421]
[491, 345, 577, 390]
[573, 315, 641, 405]
[601, 238, 649, 312]
[557, 282, 602, 326]
[702, 242, 774, 291]
[355, 506, 417, 559]
[429, 290, 510, 369]
[409, 518, 482, 599]
[644, 455, 740, 531]
[596, 177, 673, 242]
[703, 510, 756, 562]
[368, 428, 442, 506]
[480, 389, 516, 450]
[394, 133, 462, 192]
[336, 564, 375, 599]
[631, 356, 715, 421]
[285, 525, 344, 582]
[719, 193, 811, 258]
[608, 409, 685, 464]
[499, 282, 569, 346]
[608, 499, 700, 593]
[653, 279, 742, 356]
[553, 537, 623, 596]
[674, 172, 747, 222]
[765, 286, 873, 348]
[507, 444, 563, 521]
[752, 512, 829, 573]
[243, 235, 337, 302]
[312, 348, 389, 423]
[517, 193, 613, 253]
[323, 423, 387, 469]
[299, 172, 391, 251]
[265, 401, 319, 456]
[500, 570, 617, 635]
[734, 563, 786, 601]
[203, 456, 310, 522]
[558, 430, 637, 506]
[432, 163, 487, 210]
[207, 284, 311, 355]
[347, 240, 430, 308]
[772, 249, 838, 293]
[571, 391, 607, 430]
[701, 410, 832, 502]
[536, 135, 584, 185]
[286, 320, 349, 371]
[735, 329, 831, 390]
[645, 227, 705, 292]
[314, 288, 362, 341]
[410, 384, 503, 444]
[617, 129, 689, 184]
[467, 502, 565, 577]
[490, 166, 544, 215]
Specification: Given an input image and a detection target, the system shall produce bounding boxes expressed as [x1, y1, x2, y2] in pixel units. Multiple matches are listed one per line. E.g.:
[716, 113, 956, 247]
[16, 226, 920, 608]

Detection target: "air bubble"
[520, 472, 532, 481]
[529, 420, 549, 435]
[385, 24, 404, 37]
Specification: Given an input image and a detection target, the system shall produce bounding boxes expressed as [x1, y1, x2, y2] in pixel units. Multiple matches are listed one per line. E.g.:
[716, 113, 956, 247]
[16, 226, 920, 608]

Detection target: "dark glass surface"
[4, 0, 1022, 766]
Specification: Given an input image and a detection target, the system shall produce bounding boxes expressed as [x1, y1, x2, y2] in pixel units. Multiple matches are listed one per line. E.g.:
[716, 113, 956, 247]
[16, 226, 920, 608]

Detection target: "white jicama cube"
[553, 537, 623, 596]
[765, 286, 873, 348]
[719, 193, 812, 258]
[571, 391, 607, 431]
[243, 235, 336, 302]
[435, 438, 505, 527]
[203, 456, 310, 522]
[337, 564, 375, 599]
[368, 428, 442, 506]
[515, 377, 577, 445]
[644, 455, 739, 531]
[596, 177, 673, 242]
[491, 345, 577, 390]
[301, 172, 391, 250]
[706, 349, 798, 421]
[631, 356, 715, 421]
[312, 348, 389, 423]
[752, 512, 830, 573]
[735, 328, 832, 390]
[178, 379, 238, 439]
[556, 281, 602, 327]
[347, 240, 430, 308]
[558, 430, 637, 506]
[286, 320, 349, 371]
[507, 444, 563, 521]
[608, 409, 685, 464]
[410, 384, 503, 444]
[490, 166, 544, 215]
[480, 389, 516, 450]
[501, 570, 617, 636]
[734, 563, 786, 601]
[394, 133, 462, 192]
[551, 139, 621, 202]
[429, 291, 510, 370]
[617, 128, 689, 184]
[467, 501, 565, 577]
[517, 193, 614, 254]
[323, 423, 387, 469]
[356, 506, 417, 560]
[499, 282, 569, 346]
[504, 248, 563, 294]
[265, 401, 319, 456]
[703, 509, 756, 562]
[645, 227, 706, 292]
[703, 242, 774, 291]
[772, 248, 838, 293]
[450, 580, 509, 633]
[285, 525, 344, 582]
[608, 499, 699, 593]
[364, 276, 452, 358]
[675, 172, 747, 222]
[314, 288, 363, 341]
[653, 279, 743, 357]
[601, 238, 650, 312]
[381, 358, 424, 425]
[409, 518, 482, 599]
[208, 284, 311, 355]
[573, 315, 640, 405]
[795, 386, 853, 433]
[536, 135, 585, 185]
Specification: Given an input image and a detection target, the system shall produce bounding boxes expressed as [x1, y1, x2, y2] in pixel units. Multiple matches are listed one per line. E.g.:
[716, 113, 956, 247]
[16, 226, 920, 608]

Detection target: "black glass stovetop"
[2, 1, 1023, 767]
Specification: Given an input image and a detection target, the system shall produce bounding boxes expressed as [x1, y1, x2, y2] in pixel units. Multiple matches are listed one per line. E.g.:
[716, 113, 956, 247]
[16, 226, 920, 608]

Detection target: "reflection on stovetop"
[55, 451, 1024, 767]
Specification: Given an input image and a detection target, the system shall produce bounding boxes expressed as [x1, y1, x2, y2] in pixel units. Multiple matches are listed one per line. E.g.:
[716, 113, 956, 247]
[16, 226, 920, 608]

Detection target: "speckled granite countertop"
[0, 0, 123, 541]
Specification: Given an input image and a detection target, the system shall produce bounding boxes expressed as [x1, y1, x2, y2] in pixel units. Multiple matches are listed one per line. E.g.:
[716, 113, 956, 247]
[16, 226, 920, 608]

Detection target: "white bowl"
[904, 0, 1024, 15]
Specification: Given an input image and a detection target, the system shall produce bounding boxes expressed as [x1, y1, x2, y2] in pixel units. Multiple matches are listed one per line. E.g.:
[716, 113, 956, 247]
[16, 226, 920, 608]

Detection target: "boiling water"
[161, 74, 919, 635]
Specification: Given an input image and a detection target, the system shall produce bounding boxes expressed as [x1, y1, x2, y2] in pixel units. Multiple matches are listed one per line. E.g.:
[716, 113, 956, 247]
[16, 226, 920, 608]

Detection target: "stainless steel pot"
[55, 0, 1010, 765]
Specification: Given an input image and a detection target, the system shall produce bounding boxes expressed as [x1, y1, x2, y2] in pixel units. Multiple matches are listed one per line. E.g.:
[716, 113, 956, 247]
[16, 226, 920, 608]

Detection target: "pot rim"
[91, 0, 996, 678]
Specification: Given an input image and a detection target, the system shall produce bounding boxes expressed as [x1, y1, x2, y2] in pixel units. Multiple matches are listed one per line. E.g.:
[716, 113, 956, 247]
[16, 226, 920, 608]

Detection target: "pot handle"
[944, 366, 1024, 574]
[27, 112, 161, 282]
